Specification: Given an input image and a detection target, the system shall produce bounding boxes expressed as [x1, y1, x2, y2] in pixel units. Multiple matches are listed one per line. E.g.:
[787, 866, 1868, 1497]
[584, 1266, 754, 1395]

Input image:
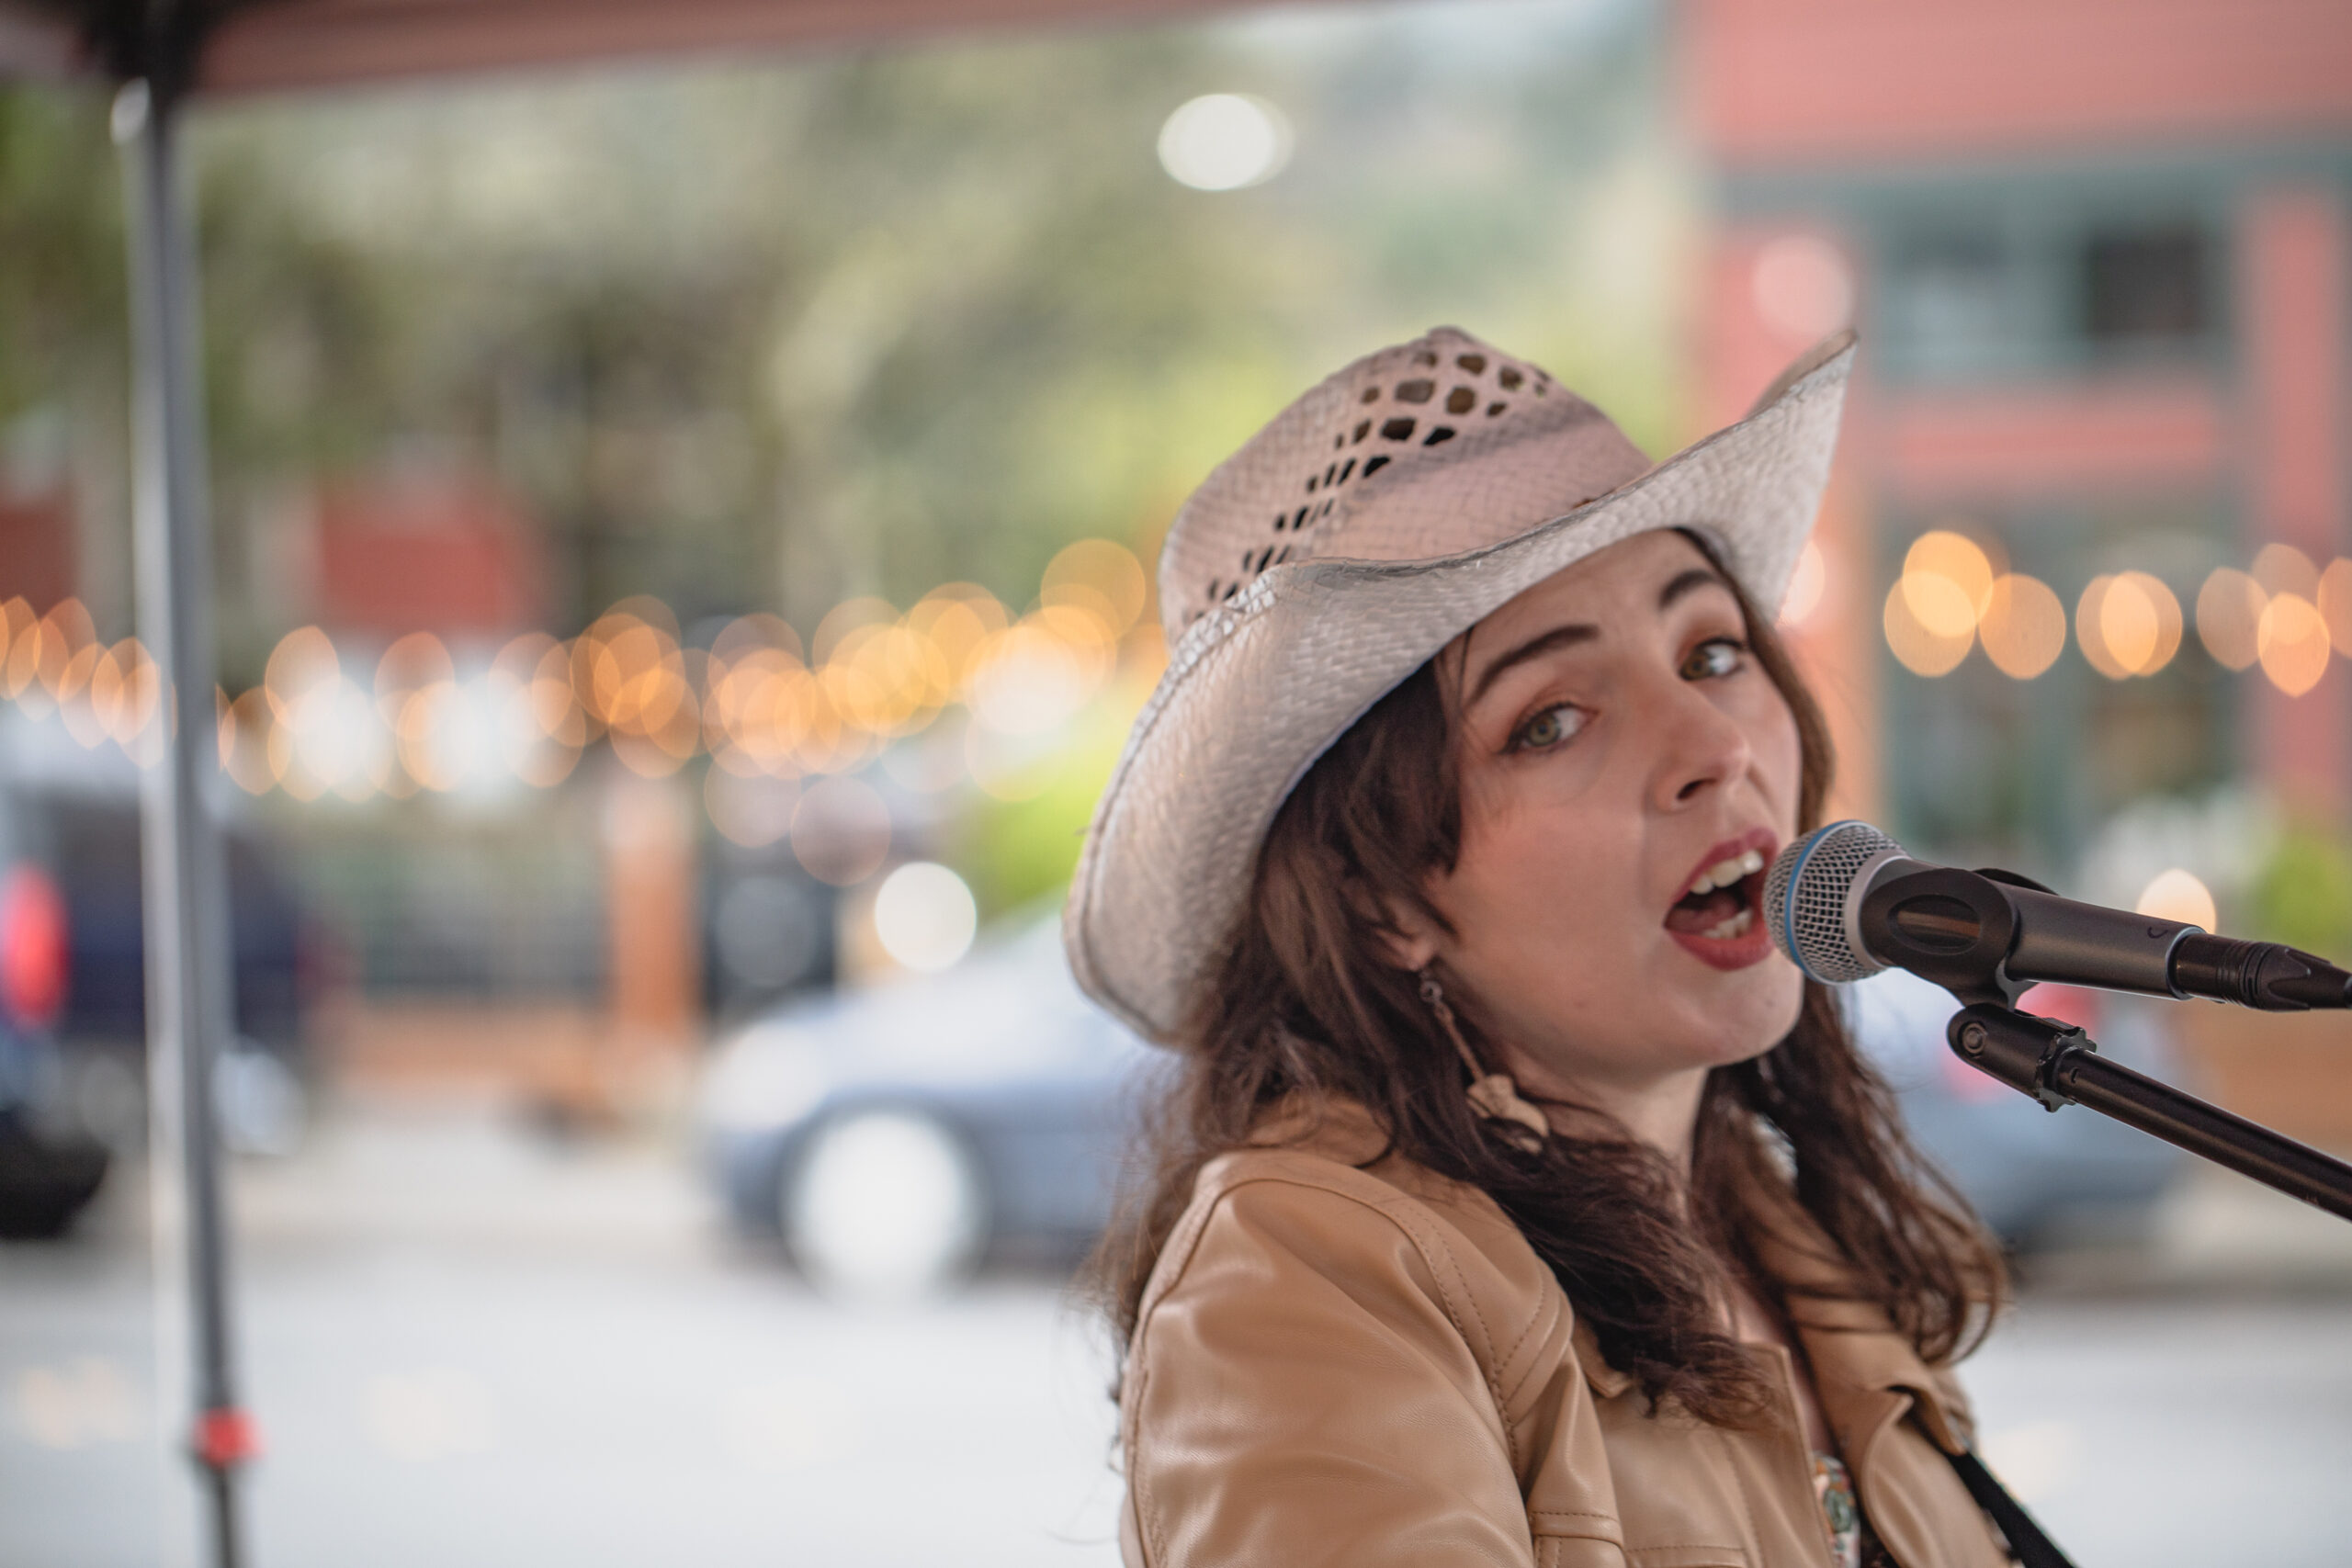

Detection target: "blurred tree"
[157, 0, 1675, 647]
[0, 0, 1684, 914]
[2251, 819, 2352, 961]
[0, 85, 121, 422]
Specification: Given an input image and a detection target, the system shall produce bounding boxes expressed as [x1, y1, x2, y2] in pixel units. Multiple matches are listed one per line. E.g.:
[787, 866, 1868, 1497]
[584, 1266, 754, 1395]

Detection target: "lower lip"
[1666, 911, 1777, 972]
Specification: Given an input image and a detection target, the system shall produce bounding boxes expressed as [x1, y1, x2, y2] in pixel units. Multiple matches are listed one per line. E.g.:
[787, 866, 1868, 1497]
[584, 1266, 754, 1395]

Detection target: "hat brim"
[1066, 334, 1856, 1043]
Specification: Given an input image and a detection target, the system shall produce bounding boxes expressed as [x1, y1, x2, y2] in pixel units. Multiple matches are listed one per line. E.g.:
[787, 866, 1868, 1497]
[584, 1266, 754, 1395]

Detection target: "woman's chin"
[1672, 962, 1806, 1066]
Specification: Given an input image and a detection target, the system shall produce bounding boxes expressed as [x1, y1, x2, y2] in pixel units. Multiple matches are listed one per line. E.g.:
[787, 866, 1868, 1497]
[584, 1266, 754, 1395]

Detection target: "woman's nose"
[1650, 683, 1753, 811]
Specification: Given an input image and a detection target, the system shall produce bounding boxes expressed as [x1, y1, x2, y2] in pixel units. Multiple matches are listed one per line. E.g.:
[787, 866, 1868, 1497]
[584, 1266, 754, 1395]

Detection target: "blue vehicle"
[1845, 965, 2181, 1243]
[0, 784, 103, 1239]
[698, 913, 1159, 1293]
[0, 718, 317, 1238]
[699, 911, 2179, 1293]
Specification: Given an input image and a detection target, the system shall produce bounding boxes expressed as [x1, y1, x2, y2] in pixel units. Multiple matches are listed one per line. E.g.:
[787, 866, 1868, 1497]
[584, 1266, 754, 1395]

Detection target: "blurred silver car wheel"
[783, 1108, 987, 1300]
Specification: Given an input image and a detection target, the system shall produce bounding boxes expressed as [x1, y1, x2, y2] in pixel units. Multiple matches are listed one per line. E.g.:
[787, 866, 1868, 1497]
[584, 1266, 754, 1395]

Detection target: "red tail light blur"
[2017, 983, 2102, 1034]
[2, 864, 70, 1030]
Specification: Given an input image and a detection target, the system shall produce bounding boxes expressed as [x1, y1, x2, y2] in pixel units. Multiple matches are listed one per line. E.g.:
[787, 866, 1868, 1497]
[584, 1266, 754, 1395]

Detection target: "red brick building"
[1685, 0, 2352, 866]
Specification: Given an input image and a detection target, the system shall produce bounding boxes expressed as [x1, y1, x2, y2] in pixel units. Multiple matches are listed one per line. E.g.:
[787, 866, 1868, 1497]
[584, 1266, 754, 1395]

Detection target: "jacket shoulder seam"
[1146, 1165, 1522, 1470]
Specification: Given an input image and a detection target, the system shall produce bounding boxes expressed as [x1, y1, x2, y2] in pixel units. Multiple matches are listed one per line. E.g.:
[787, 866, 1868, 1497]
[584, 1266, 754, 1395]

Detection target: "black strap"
[1943, 1449, 2075, 1568]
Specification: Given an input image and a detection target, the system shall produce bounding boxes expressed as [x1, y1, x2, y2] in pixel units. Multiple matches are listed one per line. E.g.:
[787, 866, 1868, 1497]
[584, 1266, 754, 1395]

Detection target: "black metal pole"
[1949, 1002, 2352, 1224]
[116, 73, 253, 1568]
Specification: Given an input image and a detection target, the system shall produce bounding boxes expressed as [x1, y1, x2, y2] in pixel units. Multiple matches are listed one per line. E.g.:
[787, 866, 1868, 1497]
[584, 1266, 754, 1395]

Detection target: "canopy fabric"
[0, 0, 1239, 94]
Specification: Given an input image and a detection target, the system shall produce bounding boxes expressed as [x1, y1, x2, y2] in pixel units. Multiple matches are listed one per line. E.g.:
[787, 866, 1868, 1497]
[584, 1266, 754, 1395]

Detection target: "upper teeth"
[1687, 849, 1765, 897]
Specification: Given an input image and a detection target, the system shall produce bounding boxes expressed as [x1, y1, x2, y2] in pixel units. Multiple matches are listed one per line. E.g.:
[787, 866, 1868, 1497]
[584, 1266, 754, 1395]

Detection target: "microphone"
[1762, 820, 2352, 1011]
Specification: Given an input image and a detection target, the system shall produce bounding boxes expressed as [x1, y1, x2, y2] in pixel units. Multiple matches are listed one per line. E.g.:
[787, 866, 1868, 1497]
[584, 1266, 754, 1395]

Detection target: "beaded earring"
[1417, 968, 1549, 1148]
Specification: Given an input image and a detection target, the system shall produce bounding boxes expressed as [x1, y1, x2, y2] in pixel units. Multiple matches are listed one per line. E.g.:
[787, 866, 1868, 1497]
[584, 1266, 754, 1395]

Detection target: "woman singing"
[1065, 327, 2022, 1568]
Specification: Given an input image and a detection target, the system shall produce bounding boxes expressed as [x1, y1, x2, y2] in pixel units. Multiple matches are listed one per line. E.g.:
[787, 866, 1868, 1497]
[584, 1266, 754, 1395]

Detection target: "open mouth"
[1664, 844, 1770, 945]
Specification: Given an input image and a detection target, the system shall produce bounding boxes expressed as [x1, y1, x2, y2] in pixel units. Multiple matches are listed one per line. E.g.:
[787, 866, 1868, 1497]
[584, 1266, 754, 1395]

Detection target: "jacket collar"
[1244, 1094, 1969, 1450]
[1736, 1179, 1970, 1455]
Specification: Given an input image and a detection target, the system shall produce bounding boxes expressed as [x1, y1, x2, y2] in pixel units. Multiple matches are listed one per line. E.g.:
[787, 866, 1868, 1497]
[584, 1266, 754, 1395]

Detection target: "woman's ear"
[1333, 864, 1443, 973]
[1373, 896, 1442, 974]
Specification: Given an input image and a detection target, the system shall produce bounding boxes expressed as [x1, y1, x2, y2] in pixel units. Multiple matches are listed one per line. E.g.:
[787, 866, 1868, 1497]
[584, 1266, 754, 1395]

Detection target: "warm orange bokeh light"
[1884, 578, 1971, 676]
[906, 587, 1009, 697]
[2135, 867, 2218, 931]
[2088, 570, 2181, 677]
[2196, 568, 2266, 671]
[0, 553, 1193, 808]
[1976, 573, 2067, 679]
[1042, 538, 1149, 637]
[2252, 542, 2320, 604]
[265, 626, 341, 720]
[2257, 592, 2331, 696]
[2076, 574, 2183, 680]
[1902, 530, 1996, 632]
[2316, 558, 2352, 659]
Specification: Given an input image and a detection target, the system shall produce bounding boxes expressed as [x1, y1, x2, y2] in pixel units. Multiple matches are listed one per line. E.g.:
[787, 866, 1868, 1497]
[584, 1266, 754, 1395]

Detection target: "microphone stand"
[1945, 1003, 2352, 1224]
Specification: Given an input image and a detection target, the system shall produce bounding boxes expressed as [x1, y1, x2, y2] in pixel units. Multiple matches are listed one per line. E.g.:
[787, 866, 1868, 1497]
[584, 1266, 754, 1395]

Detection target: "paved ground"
[5, 1101, 2349, 1568]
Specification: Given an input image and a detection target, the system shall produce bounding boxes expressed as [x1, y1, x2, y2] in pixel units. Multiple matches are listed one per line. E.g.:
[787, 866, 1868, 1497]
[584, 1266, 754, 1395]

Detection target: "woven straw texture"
[1068, 325, 1856, 1043]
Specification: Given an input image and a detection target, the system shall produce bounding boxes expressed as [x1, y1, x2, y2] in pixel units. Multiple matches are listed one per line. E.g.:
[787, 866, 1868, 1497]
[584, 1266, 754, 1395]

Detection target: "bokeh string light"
[2076, 570, 2181, 681]
[19, 531, 2352, 806]
[0, 536, 1161, 814]
[1975, 574, 2066, 680]
[1875, 532, 2344, 697]
[2195, 569, 2265, 671]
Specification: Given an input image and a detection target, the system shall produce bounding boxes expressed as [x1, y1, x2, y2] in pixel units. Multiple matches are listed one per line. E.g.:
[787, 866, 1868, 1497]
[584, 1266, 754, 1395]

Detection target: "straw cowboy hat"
[1065, 324, 1857, 1043]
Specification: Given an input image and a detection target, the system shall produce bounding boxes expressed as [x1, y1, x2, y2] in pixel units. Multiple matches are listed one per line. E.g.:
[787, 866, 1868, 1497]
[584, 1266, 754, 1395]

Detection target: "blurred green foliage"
[2, 2, 1683, 927]
[959, 692, 1141, 918]
[3, 2, 1678, 653]
[2250, 818, 2352, 959]
[0, 86, 125, 504]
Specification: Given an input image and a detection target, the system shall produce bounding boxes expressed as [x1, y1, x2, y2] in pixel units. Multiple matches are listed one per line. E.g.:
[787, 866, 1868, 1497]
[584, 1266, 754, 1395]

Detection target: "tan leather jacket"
[1118, 1101, 2009, 1568]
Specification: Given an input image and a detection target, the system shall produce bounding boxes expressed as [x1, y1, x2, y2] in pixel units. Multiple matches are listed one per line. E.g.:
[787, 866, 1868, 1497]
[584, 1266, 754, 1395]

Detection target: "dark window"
[2083, 225, 2209, 344]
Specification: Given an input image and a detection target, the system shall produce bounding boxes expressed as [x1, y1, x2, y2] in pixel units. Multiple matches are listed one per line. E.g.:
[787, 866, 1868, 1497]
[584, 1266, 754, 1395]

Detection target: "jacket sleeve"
[1121, 1172, 1537, 1568]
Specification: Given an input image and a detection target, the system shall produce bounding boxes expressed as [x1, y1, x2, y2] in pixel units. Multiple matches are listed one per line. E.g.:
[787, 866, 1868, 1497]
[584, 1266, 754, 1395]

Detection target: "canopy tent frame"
[115, 7, 254, 1559]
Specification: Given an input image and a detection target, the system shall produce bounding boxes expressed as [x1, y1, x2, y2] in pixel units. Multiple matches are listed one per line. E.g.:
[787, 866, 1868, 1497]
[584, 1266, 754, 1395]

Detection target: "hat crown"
[1159, 326, 1654, 639]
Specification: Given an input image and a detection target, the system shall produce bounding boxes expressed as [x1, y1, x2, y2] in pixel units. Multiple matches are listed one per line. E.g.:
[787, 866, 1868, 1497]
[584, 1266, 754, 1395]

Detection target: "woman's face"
[1410, 530, 1806, 1106]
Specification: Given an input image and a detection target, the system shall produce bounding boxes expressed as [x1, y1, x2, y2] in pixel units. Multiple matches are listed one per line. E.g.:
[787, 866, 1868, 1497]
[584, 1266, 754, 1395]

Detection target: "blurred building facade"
[1688, 0, 2352, 871]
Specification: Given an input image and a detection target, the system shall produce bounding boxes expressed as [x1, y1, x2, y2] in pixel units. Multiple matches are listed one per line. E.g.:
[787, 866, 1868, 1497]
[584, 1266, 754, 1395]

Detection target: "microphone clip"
[1949, 1002, 2087, 1113]
[1857, 865, 2031, 1009]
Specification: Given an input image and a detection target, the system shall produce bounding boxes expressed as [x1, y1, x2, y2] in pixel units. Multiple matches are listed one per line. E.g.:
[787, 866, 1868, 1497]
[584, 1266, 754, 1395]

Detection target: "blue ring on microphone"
[1780, 819, 1864, 984]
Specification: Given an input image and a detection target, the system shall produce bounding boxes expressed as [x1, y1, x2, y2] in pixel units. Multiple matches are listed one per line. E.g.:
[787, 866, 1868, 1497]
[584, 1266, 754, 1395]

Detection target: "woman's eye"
[1681, 637, 1746, 681]
[1510, 703, 1585, 752]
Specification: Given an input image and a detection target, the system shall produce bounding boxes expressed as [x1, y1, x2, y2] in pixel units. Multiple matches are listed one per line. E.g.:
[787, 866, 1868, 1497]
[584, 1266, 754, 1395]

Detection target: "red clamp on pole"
[192, 1406, 263, 1471]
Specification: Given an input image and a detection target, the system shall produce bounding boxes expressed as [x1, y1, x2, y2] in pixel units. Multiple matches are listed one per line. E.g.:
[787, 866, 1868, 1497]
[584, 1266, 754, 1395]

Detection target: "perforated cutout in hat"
[1159, 328, 1652, 638]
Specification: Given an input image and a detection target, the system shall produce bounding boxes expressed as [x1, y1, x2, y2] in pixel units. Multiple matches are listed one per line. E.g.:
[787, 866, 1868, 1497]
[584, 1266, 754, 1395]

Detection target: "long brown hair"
[1092, 544, 2003, 1425]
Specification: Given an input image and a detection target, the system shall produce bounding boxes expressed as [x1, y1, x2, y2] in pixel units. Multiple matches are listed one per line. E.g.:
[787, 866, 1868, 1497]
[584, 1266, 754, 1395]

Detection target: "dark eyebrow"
[1464, 623, 1598, 709]
[1659, 565, 1731, 610]
[1463, 565, 1736, 710]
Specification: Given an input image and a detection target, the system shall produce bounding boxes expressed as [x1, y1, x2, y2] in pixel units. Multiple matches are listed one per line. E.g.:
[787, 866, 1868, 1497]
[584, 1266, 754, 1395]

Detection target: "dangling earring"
[1418, 967, 1549, 1147]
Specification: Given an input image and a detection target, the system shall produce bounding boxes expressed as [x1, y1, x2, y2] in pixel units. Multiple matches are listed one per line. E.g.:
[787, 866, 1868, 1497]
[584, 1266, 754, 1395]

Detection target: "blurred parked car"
[1845, 966, 2182, 1243]
[0, 782, 103, 1239]
[701, 912, 2183, 1294]
[0, 718, 321, 1238]
[699, 911, 1160, 1294]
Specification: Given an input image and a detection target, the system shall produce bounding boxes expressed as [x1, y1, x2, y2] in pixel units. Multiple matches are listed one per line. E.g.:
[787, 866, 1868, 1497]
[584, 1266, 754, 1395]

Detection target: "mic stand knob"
[1950, 1004, 2087, 1113]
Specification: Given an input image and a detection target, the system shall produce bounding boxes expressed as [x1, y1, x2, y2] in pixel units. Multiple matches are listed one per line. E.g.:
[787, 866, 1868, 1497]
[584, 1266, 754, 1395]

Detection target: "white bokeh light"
[1158, 94, 1292, 192]
[1751, 233, 1854, 343]
[2135, 867, 2218, 932]
[872, 861, 978, 973]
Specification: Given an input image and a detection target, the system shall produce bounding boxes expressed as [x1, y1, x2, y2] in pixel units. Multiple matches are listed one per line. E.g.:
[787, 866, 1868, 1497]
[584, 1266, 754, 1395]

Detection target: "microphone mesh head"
[1762, 820, 1903, 984]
